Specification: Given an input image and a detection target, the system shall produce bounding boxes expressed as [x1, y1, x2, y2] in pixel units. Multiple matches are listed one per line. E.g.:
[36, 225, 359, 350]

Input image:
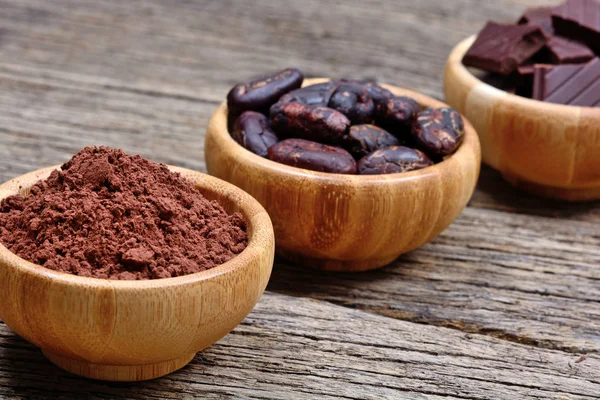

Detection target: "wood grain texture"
[0, 166, 275, 381]
[268, 204, 600, 353]
[1, 293, 600, 400]
[0, 0, 598, 398]
[444, 36, 600, 201]
[205, 79, 481, 271]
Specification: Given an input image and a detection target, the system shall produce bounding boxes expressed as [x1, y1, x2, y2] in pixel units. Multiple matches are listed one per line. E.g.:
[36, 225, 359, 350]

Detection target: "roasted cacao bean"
[224, 70, 451, 175]
[232, 111, 279, 157]
[357, 146, 433, 175]
[337, 79, 394, 117]
[328, 83, 376, 124]
[267, 139, 357, 174]
[277, 81, 339, 106]
[411, 107, 465, 158]
[227, 68, 304, 115]
[378, 96, 421, 138]
[270, 102, 350, 145]
[364, 83, 395, 114]
[344, 124, 400, 159]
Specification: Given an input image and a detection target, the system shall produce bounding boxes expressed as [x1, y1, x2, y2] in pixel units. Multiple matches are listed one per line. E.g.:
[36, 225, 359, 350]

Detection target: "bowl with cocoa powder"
[444, 0, 600, 201]
[0, 147, 274, 381]
[205, 69, 481, 272]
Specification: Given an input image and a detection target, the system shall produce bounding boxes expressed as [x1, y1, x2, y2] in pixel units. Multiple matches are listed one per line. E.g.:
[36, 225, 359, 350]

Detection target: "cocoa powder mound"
[0, 147, 248, 280]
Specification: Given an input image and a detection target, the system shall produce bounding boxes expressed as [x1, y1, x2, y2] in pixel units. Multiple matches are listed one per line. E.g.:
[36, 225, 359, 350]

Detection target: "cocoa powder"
[0, 147, 248, 280]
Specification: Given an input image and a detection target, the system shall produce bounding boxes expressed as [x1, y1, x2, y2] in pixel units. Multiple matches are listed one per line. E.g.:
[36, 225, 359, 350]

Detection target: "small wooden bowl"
[0, 166, 274, 381]
[205, 78, 481, 272]
[444, 36, 600, 201]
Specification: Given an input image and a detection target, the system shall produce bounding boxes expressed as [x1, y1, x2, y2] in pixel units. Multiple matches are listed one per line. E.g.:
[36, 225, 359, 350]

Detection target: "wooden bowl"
[205, 78, 481, 272]
[0, 166, 274, 381]
[444, 36, 600, 201]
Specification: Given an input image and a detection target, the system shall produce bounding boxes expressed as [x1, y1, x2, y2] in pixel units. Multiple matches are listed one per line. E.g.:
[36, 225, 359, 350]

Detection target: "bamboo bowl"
[444, 36, 600, 201]
[0, 166, 274, 381]
[205, 78, 481, 272]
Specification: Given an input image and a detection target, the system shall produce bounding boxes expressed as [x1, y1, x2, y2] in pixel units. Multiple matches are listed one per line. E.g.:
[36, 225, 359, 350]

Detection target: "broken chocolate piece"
[552, 0, 600, 53]
[533, 58, 600, 106]
[481, 73, 517, 94]
[463, 22, 548, 75]
[518, 6, 555, 35]
[517, 65, 535, 78]
[516, 65, 536, 98]
[544, 36, 595, 64]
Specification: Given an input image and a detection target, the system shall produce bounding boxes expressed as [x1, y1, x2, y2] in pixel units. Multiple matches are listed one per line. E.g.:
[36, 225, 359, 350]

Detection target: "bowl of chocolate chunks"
[205, 68, 481, 272]
[444, 0, 600, 202]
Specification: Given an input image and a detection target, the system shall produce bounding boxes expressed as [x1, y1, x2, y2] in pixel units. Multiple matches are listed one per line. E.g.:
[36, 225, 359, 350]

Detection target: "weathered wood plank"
[269, 205, 600, 353]
[1, 294, 599, 400]
[0, 64, 213, 176]
[0, 0, 561, 101]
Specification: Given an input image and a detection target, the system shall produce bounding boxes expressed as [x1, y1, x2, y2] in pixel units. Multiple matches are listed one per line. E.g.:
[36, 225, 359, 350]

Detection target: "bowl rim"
[212, 77, 480, 184]
[0, 165, 274, 290]
[449, 35, 599, 112]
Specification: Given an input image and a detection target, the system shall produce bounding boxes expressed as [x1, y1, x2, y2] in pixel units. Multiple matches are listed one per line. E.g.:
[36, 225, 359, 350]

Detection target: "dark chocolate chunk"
[516, 64, 536, 98]
[518, 6, 555, 35]
[533, 58, 600, 106]
[544, 36, 595, 64]
[517, 65, 535, 77]
[552, 0, 600, 54]
[480, 72, 518, 94]
[463, 22, 548, 75]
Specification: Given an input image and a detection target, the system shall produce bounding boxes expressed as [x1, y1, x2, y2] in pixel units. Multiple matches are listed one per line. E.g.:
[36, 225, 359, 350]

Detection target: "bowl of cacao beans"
[205, 68, 481, 271]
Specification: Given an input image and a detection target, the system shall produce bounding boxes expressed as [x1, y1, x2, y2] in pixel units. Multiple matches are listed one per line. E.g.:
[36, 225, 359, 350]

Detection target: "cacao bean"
[267, 139, 357, 174]
[378, 96, 421, 138]
[337, 79, 394, 117]
[344, 125, 400, 159]
[328, 83, 376, 124]
[357, 146, 433, 175]
[227, 68, 303, 115]
[278, 81, 339, 107]
[270, 102, 350, 145]
[411, 107, 464, 158]
[232, 111, 279, 157]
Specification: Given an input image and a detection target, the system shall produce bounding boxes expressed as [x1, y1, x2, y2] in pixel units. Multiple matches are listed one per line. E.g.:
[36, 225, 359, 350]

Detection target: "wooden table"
[0, 0, 598, 398]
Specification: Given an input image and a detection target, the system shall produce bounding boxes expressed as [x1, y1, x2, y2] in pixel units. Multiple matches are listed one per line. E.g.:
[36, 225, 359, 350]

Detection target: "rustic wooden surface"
[0, 0, 598, 399]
